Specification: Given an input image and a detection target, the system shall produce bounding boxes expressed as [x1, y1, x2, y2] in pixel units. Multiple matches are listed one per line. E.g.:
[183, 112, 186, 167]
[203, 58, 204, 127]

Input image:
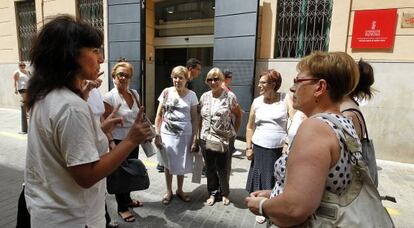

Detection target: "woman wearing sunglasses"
[198, 67, 242, 206]
[103, 60, 143, 223]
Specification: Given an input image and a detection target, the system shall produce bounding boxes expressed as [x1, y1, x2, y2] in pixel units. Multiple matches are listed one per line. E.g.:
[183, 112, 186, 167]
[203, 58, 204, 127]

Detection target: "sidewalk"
[0, 108, 413, 227]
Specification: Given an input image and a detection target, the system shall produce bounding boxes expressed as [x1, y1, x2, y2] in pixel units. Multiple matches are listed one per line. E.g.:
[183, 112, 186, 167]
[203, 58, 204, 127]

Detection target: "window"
[155, 0, 215, 37]
[15, 1, 36, 61]
[275, 0, 333, 58]
[77, 0, 103, 32]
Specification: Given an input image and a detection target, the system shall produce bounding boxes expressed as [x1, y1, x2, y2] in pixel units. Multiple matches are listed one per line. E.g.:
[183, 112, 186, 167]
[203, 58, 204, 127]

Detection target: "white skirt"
[161, 133, 193, 175]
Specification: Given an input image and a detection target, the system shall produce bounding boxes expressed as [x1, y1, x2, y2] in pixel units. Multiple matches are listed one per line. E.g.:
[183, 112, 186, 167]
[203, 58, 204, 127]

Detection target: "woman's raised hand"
[125, 106, 153, 146]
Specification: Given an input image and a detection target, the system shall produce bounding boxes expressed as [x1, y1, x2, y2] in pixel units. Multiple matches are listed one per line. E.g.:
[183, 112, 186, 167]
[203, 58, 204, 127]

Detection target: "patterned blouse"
[199, 90, 238, 140]
[158, 87, 198, 136]
[270, 113, 362, 198]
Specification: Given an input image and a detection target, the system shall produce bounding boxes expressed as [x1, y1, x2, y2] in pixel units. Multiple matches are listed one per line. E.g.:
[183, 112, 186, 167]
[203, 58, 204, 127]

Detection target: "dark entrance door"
[154, 47, 213, 103]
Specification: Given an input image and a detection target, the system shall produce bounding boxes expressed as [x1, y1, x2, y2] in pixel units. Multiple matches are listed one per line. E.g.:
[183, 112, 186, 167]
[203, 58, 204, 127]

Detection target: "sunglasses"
[115, 72, 131, 79]
[206, 77, 220, 82]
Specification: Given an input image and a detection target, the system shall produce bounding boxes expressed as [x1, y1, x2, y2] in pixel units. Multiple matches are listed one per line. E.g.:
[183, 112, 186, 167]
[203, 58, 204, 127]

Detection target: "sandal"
[256, 215, 266, 224]
[222, 196, 230, 206]
[206, 195, 215, 206]
[162, 193, 173, 205]
[176, 191, 191, 202]
[128, 199, 143, 208]
[118, 211, 135, 223]
[106, 221, 119, 228]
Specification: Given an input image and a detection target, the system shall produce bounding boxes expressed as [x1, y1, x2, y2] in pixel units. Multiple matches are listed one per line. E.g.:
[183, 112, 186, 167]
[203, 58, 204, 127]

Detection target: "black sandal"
[127, 199, 143, 208]
[118, 211, 135, 223]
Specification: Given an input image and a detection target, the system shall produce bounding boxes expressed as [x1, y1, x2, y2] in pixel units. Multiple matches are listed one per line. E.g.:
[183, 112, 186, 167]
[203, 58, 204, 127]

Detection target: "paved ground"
[0, 107, 413, 227]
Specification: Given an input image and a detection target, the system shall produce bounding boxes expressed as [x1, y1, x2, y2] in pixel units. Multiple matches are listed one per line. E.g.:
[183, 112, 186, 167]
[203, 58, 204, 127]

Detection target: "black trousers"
[18, 90, 28, 133]
[113, 139, 139, 212]
[200, 140, 231, 197]
[16, 187, 30, 228]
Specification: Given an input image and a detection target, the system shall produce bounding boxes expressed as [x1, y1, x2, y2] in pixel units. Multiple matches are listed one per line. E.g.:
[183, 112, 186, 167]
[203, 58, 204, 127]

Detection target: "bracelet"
[259, 198, 268, 218]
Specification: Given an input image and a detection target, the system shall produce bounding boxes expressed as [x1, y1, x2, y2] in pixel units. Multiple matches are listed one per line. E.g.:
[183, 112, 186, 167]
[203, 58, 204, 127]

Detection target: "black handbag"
[107, 158, 150, 194]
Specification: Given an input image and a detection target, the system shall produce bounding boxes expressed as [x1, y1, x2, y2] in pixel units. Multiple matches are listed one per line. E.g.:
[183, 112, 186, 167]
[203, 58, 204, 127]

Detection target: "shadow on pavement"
[0, 164, 24, 228]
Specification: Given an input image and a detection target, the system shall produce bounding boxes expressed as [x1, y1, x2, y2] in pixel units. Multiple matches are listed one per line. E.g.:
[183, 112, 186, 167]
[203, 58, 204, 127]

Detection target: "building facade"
[0, 0, 413, 163]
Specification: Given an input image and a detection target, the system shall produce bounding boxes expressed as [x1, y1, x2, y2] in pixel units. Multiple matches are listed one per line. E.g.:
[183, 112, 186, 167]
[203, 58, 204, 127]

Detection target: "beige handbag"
[297, 164, 394, 228]
[205, 130, 229, 153]
[297, 114, 394, 228]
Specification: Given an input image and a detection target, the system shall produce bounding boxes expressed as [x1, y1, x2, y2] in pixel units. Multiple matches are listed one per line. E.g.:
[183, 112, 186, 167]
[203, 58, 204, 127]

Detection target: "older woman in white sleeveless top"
[13, 61, 30, 133]
[245, 69, 288, 224]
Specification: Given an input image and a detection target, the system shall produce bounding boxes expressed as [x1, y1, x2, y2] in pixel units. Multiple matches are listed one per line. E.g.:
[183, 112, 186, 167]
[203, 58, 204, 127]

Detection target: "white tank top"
[16, 70, 30, 90]
[251, 93, 288, 148]
[286, 111, 305, 146]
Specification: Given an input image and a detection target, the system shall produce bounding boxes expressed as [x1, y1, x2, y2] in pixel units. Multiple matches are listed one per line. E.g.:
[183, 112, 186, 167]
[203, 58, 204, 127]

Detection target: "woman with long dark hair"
[341, 59, 378, 186]
[24, 15, 152, 227]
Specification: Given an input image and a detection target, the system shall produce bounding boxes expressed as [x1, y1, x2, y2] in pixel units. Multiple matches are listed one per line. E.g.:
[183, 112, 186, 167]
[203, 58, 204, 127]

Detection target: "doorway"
[154, 47, 213, 102]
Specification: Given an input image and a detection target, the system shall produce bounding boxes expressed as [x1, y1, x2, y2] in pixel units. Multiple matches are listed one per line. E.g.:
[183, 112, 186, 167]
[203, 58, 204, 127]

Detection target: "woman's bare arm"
[246, 118, 339, 227]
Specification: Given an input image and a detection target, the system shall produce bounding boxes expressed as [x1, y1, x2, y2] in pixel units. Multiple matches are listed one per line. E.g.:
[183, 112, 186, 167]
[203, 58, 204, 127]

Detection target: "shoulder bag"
[342, 108, 378, 187]
[155, 89, 170, 166]
[130, 89, 157, 158]
[297, 114, 394, 228]
[107, 158, 150, 194]
[205, 92, 230, 153]
[130, 89, 156, 139]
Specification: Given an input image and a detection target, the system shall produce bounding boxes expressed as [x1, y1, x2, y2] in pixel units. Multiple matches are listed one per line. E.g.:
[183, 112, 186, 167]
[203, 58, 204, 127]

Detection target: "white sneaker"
[232, 150, 243, 156]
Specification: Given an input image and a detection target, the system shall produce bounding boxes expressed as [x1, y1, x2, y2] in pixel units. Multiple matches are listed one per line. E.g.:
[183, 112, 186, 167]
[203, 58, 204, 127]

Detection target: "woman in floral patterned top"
[245, 51, 362, 227]
[198, 67, 242, 206]
[154, 66, 199, 205]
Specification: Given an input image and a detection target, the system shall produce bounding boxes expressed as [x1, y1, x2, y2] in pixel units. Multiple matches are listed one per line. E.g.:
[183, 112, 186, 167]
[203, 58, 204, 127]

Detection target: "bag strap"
[161, 88, 169, 113]
[208, 92, 215, 135]
[342, 108, 369, 140]
[312, 113, 361, 156]
[130, 89, 152, 124]
[129, 89, 141, 107]
[208, 91, 232, 135]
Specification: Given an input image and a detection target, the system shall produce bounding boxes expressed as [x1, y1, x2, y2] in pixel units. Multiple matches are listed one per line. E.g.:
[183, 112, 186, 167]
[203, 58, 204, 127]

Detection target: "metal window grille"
[275, 0, 333, 58]
[78, 0, 103, 32]
[16, 1, 36, 61]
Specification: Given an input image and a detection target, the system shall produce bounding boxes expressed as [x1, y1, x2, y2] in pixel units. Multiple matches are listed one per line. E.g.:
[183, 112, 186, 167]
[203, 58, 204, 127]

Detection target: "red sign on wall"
[351, 9, 398, 49]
